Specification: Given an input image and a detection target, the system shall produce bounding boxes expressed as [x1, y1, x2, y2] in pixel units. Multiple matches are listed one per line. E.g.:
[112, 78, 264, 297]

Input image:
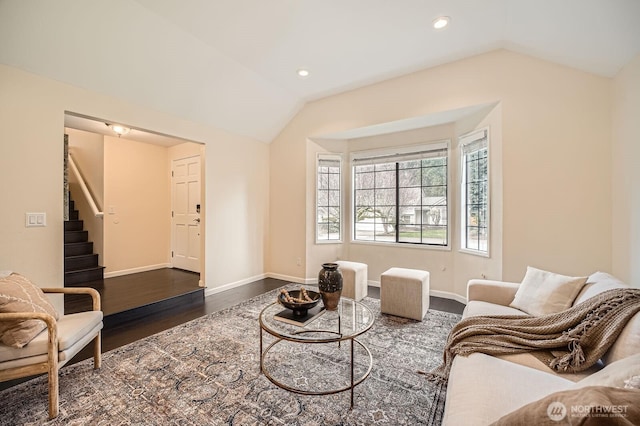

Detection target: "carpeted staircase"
[64, 194, 104, 286]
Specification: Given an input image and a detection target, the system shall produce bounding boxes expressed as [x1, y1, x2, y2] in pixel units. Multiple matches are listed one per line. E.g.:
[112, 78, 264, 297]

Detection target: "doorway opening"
[63, 111, 206, 290]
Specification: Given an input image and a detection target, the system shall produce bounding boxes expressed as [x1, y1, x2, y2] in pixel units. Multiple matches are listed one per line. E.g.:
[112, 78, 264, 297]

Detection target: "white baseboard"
[104, 263, 171, 279]
[364, 279, 466, 304]
[202, 273, 466, 304]
[204, 273, 268, 297]
[265, 272, 309, 284]
[430, 289, 467, 305]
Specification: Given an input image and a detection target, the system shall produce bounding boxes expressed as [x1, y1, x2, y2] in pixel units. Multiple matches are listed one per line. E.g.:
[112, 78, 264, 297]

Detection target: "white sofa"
[442, 272, 640, 425]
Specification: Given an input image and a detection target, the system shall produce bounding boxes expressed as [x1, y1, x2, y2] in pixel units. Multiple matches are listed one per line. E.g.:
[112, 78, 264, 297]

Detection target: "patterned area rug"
[1, 286, 461, 425]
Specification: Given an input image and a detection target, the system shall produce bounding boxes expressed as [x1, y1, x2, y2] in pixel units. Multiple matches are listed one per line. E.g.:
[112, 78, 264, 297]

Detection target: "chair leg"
[48, 360, 59, 419]
[93, 332, 102, 369]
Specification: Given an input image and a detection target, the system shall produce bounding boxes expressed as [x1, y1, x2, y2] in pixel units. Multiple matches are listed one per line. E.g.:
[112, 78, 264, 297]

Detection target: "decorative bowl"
[278, 289, 321, 317]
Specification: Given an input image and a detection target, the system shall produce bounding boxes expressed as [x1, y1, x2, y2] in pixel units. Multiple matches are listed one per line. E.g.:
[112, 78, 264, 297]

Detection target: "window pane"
[318, 173, 328, 189]
[317, 206, 328, 222]
[399, 168, 420, 187]
[399, 187, 421, 206]
[317, 155, 341, 241]
[375, 170, 396, 188]
[317, 223, 329, 239]
[462, 143, 488, 252]
[423, 165, 446, 186]
[355, 172, 375, 190]
[399, 159, 421, 169]
[354, 220, 375, 240]
[375, 163, 395, 171]
[317, 190, 328, 206]
[375, 188, 396, 206]
[424, 225, 447, 245]
[355, 190, 374, 207]
[423, 185, 446, 198]
[398, 225, 422, 243]
[328, 190, 340, 206]
[355, 164, 374, 173]
[328, 173, 340, 190]
[352, 148, 448, 246]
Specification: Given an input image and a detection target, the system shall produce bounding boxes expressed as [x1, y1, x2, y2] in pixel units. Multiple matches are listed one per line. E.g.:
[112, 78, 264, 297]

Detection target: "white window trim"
[350, 140, 451, 249]
[459, 128, 490, 257]
[315, 153, 343, 244]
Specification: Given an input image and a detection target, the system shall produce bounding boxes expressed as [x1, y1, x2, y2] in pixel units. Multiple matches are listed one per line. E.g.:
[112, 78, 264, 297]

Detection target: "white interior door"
[171, 155, 201, 272]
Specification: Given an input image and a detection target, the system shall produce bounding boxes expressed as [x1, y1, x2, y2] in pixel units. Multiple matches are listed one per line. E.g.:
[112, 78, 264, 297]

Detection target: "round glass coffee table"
[259, 297, 374, 408]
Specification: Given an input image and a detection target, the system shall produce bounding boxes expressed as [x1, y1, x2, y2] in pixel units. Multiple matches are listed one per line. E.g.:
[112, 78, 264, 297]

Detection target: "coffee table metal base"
[259, 329, 373, 408]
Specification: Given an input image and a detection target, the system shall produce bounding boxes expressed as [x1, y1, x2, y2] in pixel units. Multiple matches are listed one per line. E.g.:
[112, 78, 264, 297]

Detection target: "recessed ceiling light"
[297, 68, 310, 78]
[432, 16, 450, 30]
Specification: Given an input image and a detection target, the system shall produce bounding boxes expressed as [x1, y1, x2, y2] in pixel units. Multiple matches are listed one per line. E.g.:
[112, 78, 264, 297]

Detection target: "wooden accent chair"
[0, 287, 103, 419]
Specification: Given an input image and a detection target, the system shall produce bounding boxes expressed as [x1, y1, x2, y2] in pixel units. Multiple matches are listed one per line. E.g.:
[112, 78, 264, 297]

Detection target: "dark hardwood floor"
[1, 270, 465, 392]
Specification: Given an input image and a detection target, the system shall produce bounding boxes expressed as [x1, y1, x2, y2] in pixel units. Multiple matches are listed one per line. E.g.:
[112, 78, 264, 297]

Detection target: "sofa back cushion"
[574, 271, 628, 306]
[603, 312, 640, 366]
[575, 272, 639, 366]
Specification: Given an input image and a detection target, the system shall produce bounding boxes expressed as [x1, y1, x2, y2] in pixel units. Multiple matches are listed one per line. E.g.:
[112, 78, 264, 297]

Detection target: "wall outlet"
[296, 257, 301, 266]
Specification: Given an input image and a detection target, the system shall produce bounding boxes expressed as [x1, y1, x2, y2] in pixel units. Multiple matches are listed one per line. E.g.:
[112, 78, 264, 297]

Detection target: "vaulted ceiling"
[1, 0, 639, 143]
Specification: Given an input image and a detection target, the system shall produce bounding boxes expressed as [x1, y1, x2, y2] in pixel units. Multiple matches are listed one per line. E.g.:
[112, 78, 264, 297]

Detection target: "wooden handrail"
[68, 153, 103, 218]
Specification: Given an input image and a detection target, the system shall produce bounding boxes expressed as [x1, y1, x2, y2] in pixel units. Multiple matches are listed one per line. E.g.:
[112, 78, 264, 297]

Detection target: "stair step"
[69, 209, 79, 220]
[65, 242, 94, 256]
[64, 266, 105, 285]
[64, 220, 84, 232]
[65, 254, 99, 272]
[64, 230, 88, 243]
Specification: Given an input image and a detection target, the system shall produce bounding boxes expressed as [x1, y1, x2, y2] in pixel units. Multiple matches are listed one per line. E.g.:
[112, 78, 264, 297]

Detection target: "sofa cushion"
[573, 353, 640, 389]
[443, 352, 574, 426]
[574, 271, 628, 306]
[463, 300, 528, 318]
[509, 266, 587, 316]
[0, 273, 60, 348]
[0, 310, 103, 363]
[602, 312, 640, 366]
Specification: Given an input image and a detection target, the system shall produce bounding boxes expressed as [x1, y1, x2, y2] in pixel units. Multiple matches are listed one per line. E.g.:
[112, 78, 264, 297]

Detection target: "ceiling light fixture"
[297, 68, 310, 78]
[432, 16, 450, 30]
[106, 123, 131, 137]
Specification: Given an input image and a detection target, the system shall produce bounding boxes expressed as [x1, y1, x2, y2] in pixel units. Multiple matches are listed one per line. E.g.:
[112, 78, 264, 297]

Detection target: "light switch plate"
[25, 212, 46, 227]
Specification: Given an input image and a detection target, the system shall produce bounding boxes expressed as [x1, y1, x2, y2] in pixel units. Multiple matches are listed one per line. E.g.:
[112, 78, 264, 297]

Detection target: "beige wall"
[66, 127, 105, 267]
[612, 54, 640, 288]
[103, 136, 170, 274]
[0, 64, 270, 311]
[269, 49, 612, 297]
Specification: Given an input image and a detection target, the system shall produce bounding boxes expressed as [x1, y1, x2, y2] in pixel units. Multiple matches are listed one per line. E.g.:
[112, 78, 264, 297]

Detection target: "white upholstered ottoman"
[380, 267, 430, 320]
[335, 261, 368, 301]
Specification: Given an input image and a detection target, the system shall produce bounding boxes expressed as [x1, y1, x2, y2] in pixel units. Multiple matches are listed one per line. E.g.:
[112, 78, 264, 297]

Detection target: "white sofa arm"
[467, 279, 520, 306]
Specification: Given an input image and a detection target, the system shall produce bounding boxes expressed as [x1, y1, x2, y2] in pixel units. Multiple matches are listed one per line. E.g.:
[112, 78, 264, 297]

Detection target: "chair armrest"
[41, 287, 101, 311]
[466, 279, 520, 306]
[0, 312, 57, 349]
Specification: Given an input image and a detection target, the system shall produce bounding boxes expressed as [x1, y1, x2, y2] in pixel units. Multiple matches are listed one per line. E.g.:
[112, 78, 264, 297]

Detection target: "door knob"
[193, 218, 200, 223]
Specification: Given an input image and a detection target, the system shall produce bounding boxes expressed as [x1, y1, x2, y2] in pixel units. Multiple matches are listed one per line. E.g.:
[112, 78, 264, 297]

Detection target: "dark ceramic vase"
[318, 263, 343, 311]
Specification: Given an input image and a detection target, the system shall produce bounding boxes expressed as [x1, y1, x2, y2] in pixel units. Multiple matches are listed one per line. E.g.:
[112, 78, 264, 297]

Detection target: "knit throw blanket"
[425, 288, 640, 384]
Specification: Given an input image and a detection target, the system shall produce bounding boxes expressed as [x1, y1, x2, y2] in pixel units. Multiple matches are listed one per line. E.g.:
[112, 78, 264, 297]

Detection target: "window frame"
[459, 128, 490, 257]
[315, 153, 343, 244]
[350, 141, 451, 249]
